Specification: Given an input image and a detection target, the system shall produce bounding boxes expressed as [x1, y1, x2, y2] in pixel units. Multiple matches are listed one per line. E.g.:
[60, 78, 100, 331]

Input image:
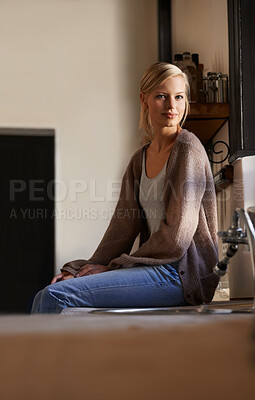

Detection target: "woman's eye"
[176, 95, 184, 100]
[156, 94, 166, 99]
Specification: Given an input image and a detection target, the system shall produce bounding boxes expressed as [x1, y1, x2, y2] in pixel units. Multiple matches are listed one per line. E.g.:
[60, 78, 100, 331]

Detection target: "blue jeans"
[31, 264, 186, 314]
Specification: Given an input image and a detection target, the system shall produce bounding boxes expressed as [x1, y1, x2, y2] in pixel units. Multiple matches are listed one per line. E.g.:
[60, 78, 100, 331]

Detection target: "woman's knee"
[33, 284, 64, 314]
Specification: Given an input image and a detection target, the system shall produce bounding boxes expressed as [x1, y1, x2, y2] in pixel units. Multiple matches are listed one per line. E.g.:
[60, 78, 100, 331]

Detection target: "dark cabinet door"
[228, 0, 255, 161]
[0, 132, 55, 313]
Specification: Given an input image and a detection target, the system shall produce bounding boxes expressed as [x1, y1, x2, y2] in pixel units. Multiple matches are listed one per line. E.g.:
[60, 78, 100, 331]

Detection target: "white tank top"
[139, 149, 167, 236]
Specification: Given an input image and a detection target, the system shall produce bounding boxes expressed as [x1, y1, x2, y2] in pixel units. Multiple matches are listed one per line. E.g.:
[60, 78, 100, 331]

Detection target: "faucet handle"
[217, 228, 247, 245]
[218, 210, 248, 244]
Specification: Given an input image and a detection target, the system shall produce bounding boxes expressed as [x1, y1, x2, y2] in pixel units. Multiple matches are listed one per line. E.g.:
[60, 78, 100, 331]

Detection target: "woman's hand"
[51, 271, 74, 284]
[75, 264, 108, 278]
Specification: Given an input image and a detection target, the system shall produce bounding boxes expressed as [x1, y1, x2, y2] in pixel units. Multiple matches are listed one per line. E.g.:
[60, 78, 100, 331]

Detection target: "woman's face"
[143, 75, 186, 134]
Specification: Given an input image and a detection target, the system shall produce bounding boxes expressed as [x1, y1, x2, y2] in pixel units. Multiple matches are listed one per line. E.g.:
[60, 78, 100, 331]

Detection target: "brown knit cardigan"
[62, 129, 219, 305]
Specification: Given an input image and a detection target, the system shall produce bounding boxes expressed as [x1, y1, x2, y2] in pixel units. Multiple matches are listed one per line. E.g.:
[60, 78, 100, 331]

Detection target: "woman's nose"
[166, 97, 175, 109]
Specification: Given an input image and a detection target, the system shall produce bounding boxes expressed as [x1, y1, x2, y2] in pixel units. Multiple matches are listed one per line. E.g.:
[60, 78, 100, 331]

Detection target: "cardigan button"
[180, 270, 185, 275]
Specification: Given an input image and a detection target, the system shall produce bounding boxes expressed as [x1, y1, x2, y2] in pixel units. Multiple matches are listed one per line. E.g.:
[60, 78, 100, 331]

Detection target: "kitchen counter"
[0, 302, 254, 400]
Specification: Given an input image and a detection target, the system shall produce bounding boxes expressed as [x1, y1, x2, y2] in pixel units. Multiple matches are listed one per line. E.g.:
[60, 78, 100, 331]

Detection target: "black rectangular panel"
[0, 132, 55, 313]
[158, 0, 172, 63]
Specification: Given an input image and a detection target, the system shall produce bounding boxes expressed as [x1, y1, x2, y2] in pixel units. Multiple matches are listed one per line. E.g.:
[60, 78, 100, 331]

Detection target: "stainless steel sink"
[90, 303, 254, 315]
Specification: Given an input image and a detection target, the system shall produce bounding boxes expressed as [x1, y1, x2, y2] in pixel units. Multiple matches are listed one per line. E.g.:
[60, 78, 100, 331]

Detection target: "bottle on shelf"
[192, 53, 204, 103]
[217, 73, 228, 103]
[182, 51, 198, 102]
[174, 53, 184, 70]
[205, 72, 218, 103]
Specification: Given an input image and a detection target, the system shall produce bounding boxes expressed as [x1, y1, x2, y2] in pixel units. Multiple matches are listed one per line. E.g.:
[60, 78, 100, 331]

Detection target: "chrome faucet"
[214, 207, 255, 312]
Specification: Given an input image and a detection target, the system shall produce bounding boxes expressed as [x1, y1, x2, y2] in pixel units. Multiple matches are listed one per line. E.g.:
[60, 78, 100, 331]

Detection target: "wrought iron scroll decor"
[206, 140, 230, 164]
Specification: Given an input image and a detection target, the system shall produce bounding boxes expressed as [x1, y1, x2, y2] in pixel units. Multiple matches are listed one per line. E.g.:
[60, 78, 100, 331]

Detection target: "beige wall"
[171, 0, 228, 74]
[0, 0, 157, 272]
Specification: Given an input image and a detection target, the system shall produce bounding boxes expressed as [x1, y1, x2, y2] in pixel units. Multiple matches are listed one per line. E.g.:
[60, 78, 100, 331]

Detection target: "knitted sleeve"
[61, 152, 142, 275]
[107, 140, 212, 269]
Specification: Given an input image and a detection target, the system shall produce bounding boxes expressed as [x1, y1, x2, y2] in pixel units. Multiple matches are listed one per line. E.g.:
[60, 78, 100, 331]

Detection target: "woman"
[32, 62, 219, 313]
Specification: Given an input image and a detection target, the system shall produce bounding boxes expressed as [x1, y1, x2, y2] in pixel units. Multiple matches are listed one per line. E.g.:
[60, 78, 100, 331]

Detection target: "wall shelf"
[184, 103, 229, 145]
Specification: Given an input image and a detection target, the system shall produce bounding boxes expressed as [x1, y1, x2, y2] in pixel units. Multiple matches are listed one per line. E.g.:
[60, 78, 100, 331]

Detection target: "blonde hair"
[139, 62, 190, 141]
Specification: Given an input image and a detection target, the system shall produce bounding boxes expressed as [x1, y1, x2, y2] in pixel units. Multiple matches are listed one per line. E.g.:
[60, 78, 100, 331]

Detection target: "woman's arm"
[61, 151, 143, 275]
[107, 140, 216, 269]
[132, 145, 206, 259]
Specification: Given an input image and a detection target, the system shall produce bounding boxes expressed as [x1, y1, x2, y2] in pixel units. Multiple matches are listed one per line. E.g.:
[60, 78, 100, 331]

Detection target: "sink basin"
[90, 303, 254, 315]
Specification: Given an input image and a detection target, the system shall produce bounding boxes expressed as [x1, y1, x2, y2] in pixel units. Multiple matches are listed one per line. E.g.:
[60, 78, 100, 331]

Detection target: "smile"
[162, 113, 178, 119]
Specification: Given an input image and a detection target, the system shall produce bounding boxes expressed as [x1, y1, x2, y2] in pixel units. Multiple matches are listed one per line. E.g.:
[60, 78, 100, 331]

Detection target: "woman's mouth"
[162, 113, 177, 119]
